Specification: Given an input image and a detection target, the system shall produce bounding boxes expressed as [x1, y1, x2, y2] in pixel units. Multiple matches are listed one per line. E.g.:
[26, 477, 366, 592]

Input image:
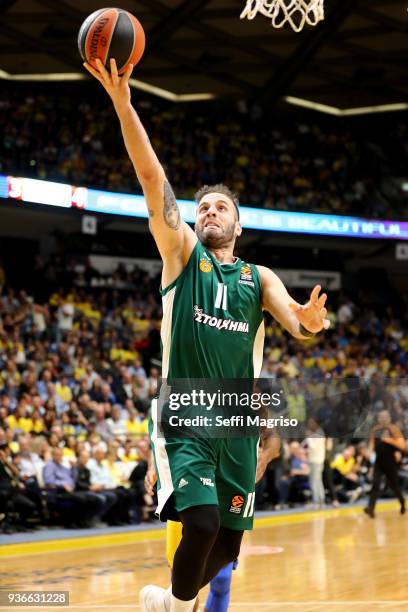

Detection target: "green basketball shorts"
[150, 401, 259, 531]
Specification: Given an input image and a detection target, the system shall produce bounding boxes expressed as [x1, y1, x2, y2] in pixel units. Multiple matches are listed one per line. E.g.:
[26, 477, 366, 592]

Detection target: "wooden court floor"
[1, 503, 407, 611]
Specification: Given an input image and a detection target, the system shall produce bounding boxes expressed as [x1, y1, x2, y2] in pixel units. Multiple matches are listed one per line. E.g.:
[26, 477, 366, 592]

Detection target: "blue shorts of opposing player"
[205, 560, 237, 612]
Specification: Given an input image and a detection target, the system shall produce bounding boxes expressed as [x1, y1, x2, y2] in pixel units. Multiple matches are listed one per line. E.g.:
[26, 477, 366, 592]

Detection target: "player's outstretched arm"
[84, 59, 196, 277]
[257, 266, 330, 339]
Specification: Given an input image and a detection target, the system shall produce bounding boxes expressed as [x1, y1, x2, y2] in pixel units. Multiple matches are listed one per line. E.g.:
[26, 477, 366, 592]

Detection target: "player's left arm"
[257, 265, 330, 339]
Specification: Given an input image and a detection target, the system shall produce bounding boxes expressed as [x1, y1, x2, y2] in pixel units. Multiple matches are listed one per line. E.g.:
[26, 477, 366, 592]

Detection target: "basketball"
[78, 8, 145, 74]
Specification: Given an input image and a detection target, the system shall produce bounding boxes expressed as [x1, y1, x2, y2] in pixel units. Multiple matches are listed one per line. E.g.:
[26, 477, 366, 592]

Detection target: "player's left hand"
[289, 285, 330, 334]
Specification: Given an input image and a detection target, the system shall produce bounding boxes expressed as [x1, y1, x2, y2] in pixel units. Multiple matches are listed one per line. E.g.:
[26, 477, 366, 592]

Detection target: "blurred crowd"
[0, 267, 406, 532]
[1, 83, 407, 219]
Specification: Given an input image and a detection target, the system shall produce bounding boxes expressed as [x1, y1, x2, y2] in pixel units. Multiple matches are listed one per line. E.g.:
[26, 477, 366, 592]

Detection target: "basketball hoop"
[240, 0, 325, 32]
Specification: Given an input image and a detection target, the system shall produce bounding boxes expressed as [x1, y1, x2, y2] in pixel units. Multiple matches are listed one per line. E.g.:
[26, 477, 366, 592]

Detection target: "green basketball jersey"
[160, 240, 265, 379]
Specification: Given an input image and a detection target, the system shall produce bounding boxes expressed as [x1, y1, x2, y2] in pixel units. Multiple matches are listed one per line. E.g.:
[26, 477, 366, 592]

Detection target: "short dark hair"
[195, 184, 240, 220]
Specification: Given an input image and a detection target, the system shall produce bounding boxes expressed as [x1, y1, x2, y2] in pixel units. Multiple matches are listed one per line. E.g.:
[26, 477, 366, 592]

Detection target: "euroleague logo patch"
[199, 258, 212, 273]
[239, 264, 254, 287]
[229, 495, 244, 514]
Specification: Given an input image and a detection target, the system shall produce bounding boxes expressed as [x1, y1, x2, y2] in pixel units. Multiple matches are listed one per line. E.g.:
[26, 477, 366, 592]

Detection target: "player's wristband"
[299, 323, 315, 338]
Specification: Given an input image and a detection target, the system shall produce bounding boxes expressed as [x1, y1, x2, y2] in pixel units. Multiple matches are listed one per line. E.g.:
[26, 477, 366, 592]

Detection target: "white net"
[240, 0, 325, 32]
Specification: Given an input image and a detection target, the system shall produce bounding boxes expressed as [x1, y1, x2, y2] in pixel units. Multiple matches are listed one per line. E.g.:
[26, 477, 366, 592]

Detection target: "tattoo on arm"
[148, 208, 155, 218]
[163, 180, 181, 230]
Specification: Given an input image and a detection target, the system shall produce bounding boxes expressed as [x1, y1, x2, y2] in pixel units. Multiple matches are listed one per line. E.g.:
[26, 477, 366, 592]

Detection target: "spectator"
[304, 418, 326, 507]
[274, 441, 310, 508]
[114, 371, 134, 404]
[0, 441, 37, 531]
[6, 401, 33, 434]
[94, 405, 110, 440]
[30, 436, 51, 487]
[61, 435, 78, 467]
[125, 407, 149, 439]
[56, 296, 75, 340]
[87, 447, 129, 525]
[337, 298, 354, 325]
[323, 438, 339, 507]
[17, 434, 43, 483]
[331, 445, 362, 503]
[128, 438, 155, 522]
[73, 450, 108, 525]
[55, 375, 73, 411]
[105, 405, 127, 440]
[288, 442, 310, 504]
[43, 447, 100, 527]
[286, 381, 307, 425]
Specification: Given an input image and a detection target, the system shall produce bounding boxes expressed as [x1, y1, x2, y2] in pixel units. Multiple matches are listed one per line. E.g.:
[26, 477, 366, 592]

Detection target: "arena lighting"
[128, 79, 215, 102]
[0, 68, 215, 103]
[285, 96, 408, 116]
[0, 67, 403, 110]
[2, 174, 408, 241]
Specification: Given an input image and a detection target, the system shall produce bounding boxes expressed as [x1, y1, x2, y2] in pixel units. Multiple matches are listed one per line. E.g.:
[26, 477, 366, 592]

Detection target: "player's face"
[195, 192, 241, 248]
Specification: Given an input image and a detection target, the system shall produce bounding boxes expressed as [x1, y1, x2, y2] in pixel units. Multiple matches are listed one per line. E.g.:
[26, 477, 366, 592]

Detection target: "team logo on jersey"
[193, 306, 249, 334]
[239, 264, 255, 287]
[199, 258, 212, 273]
[229, 495, 244, 514]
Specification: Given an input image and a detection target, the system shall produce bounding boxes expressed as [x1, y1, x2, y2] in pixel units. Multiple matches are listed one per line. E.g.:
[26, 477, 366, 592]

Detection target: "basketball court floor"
[1, 501, 406, 611]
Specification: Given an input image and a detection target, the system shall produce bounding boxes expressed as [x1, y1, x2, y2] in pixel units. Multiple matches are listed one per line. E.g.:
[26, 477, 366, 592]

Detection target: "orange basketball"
[78, 8, 145, 75]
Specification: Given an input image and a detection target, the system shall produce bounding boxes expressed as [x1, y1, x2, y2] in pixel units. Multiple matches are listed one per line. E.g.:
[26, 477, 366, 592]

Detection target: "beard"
[196, 221, 236, 248]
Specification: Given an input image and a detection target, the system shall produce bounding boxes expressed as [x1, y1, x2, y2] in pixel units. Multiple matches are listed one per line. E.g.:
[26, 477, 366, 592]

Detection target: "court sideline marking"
[0, 500, 399, 558]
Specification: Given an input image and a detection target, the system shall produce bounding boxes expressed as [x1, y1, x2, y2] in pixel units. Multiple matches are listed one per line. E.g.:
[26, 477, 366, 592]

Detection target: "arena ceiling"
[0, 0, 407, 110]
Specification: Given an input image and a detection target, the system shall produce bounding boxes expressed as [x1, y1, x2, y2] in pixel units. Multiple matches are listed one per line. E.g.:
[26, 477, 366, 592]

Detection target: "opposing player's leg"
[166, 519, 183, 567]
[204, 561, 235, 612]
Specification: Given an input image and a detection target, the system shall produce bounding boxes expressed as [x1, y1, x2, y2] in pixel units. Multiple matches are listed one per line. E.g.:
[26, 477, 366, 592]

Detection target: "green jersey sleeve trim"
[160, 241, 202, 297]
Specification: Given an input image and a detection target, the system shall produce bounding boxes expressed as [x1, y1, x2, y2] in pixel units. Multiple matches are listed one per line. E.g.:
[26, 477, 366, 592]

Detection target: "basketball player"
[85, 58, 330, 612]
[364, 409, 406, 518]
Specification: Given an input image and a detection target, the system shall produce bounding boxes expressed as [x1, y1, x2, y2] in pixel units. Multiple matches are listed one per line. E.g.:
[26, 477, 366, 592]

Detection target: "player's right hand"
[83, 58, 133, 110]
[144, 466, 157, 496]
